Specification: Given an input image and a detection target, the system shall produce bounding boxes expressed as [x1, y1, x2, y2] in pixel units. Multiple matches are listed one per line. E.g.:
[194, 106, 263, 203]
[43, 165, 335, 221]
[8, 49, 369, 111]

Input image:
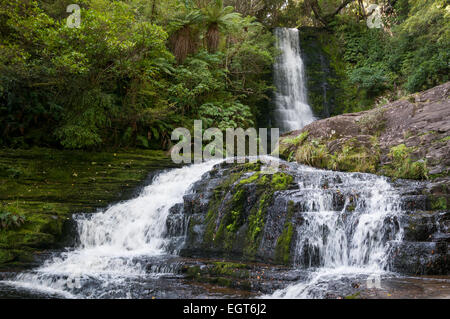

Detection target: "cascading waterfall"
[268, 167, 405, 298]
[274, 28, 315, 133]
[268, 28, 407, 298]
[1, 161, 219, 298]
[0, 153, 419, 299]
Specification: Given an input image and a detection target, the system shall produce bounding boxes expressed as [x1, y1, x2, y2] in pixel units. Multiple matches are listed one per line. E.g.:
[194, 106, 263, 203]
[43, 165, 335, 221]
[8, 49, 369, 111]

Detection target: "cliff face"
[278, 82, 450, 204]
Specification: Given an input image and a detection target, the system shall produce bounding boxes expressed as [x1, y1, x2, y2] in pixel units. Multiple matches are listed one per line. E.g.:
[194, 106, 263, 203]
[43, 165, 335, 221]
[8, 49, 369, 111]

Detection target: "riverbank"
[0, 148, 176, 269]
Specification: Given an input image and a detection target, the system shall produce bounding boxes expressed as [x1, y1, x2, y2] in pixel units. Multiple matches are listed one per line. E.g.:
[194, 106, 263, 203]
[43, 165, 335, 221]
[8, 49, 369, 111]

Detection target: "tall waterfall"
[274, 28, 315, 133]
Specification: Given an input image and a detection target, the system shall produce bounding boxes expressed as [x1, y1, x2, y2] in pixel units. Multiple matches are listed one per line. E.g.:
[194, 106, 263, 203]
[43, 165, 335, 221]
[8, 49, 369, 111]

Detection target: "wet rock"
[278, 82, 450, 185]
[389, 241, 449, 275]
[168, 158, 449, 275]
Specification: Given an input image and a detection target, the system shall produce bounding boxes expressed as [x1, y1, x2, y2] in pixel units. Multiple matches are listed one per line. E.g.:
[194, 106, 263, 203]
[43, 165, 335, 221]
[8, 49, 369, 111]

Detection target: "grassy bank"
[0, 148, 176, 269]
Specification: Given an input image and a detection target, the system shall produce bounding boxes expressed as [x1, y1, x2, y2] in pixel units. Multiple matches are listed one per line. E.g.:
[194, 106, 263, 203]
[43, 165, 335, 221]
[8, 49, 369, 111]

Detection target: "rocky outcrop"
[277, 82, 450, 207]
[168, 160, 449, 276]
[176, 162, 297, 264]
[0, 148, 177, 270]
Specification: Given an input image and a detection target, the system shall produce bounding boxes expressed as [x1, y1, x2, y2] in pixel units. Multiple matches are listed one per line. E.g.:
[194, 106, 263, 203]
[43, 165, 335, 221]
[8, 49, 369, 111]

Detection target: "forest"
[1, 0, 448, 150]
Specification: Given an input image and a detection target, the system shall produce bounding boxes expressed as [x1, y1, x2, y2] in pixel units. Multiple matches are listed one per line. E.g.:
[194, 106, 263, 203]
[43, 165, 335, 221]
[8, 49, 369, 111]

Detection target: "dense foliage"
[293, 0, 450, 115]
[0, 0, 274, 149]
[334, 0, 449, 112]
[0, 0, 448, 149]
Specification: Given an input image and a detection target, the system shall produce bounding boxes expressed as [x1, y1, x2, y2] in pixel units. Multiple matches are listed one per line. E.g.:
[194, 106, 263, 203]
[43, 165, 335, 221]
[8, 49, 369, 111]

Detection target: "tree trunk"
[206, 24, 220, 53]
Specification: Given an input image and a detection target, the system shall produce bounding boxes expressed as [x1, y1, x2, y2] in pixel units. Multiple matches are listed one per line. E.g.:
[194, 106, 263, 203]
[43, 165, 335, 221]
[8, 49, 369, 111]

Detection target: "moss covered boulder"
[173, 158, 448, 275]
[179, 161, 298, 265]
[277, 82, 450, 189]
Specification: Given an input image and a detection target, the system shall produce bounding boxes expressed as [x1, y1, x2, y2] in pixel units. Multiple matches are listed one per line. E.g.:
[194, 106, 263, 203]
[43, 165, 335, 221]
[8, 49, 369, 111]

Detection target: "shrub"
[0, 207, 26, 230]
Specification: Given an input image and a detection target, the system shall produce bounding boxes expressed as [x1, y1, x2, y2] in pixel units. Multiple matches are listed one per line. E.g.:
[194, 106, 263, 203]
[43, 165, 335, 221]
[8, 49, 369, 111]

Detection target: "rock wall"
[278, 82, 450, 202]
[299, 27, 336, 118]
[169, 160, 449, 275]
[176, 162, 296, 264]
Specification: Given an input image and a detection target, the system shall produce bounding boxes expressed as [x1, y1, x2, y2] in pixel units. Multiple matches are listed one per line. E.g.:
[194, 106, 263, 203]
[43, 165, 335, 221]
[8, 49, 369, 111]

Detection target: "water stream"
[273, 28, 315, 133]
[266, 166, 406, 298]
[0, 27, 446, 300]
[0, 160, 447, 299]
[0, 161, 219, 298]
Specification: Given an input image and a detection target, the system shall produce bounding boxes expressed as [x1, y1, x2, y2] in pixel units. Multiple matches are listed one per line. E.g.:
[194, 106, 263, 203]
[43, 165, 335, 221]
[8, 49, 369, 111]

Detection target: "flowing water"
[0, 29, 446, 298]
[273, 28, 315, 133]
[0, 161, 220, 298]
[0, 159, 447, 299]
[266, 166, 407, 298]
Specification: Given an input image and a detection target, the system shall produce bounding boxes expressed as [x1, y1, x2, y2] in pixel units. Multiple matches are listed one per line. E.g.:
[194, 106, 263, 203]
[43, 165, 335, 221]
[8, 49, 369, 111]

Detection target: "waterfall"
[0, 159, 413, 299]
[274, 28, 315, 133]
[0, 161, 219, 298]
[266, 167, 405, 298]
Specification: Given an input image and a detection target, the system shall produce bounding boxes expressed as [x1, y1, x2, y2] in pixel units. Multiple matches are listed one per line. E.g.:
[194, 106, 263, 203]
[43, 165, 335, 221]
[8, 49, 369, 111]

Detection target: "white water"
[268, 168, 404, 298]
[274, 28, 315, 133]
[1, 158, 409, 299]
[269, 29, 404, 298]
[1, 161, 219, 298]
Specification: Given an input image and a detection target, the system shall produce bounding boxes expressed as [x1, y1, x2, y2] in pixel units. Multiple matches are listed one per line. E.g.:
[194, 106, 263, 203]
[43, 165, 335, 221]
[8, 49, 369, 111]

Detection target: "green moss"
[271, 172, 294, 190]
[245, 192, 271, 257]
[211, 262, 249, 278]
[278, 132, 310, 160]
[281, 133, 432, 181]
[239, 172, 261, 185]
[436, 136, 450, 143]
[184, 261, 251, 290]
[216, 277, 233, 287]
[0, 249, 14, 264]
[275, 224, 294, 265]
[204, 171, 247, 251]
[241, 161, 262, 172]
[212, 261, 247, 270]
[0, 230, 55, 248]
[431, 197, 447, 211]
[344, 292, 361, 299]
[382, 144, 428, 180]
[328, 142, 379, 174]
[274, 201, 295, 265]
[0, 248, 33, 266]
[0, 147, 174, 268]
[202, 163, 294, 262]
[295, 139, 330, 167]
[0, 205, 26, 230]
[282, 132, 309, 147]
[185, 265, 202, 279]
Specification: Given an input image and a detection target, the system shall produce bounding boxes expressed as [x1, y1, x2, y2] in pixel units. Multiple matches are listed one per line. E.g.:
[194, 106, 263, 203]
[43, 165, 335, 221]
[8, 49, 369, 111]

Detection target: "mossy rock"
[279, 134, 380, 175]
[0, 147, 175, 268]
[0, 248, 34, 268]
[0, 249, 15, 264]
[184, 261, 252, 291]
[274, 201, 295, 265]
[199, 163, 295, 262]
